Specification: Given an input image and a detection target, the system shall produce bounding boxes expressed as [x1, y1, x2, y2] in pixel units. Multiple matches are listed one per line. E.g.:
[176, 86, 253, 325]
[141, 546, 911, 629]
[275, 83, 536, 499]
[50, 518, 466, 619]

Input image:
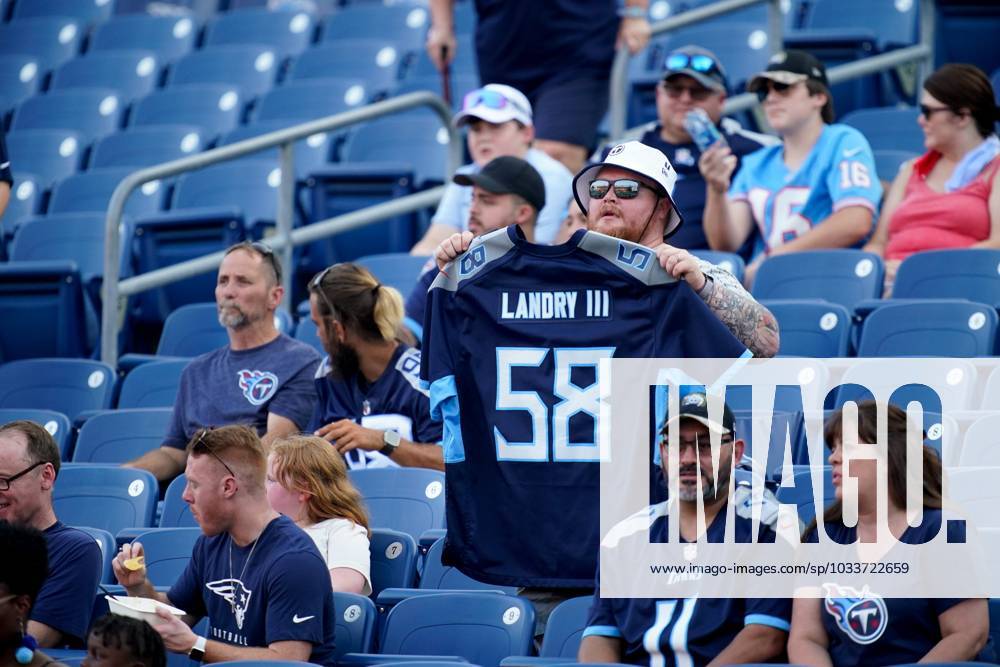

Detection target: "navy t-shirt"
[474, 0, 619, 88]
[639, 119, 772, 252]
[307, 344, 442, 469]
[584, 503, 791, 665]
[420, 226, 748, 587]
[168, 515, 337, 665]
[164, 334, 320, 448]
[31, 522, 103, 645]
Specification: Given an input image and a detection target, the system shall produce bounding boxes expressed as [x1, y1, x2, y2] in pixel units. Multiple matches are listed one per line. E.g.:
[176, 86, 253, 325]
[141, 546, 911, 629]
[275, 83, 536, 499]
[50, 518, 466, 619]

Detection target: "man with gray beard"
[125, 242, 320, 483]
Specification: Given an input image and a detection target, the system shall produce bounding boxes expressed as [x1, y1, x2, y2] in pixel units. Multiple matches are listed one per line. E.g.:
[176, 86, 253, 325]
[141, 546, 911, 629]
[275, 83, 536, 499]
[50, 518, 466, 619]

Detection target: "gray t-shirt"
[164, 333, 320, 448]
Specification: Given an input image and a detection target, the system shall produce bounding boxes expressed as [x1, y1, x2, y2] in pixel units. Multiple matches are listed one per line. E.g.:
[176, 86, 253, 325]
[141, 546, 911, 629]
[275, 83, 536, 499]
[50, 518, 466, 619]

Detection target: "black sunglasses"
[0, 461, 46, 492]
[588, 178, 653, 201]
[250, 241, 282, 285]
[754, 80, 794, 103]
[662, 81, 714, 101]
[190, 428, 237, 479]
[308, 266, 340, 321]
[919, 104, 954, 120]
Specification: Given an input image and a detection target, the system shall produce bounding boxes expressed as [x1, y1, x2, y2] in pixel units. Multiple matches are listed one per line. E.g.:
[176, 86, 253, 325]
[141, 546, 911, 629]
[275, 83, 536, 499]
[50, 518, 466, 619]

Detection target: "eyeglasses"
[660, 436, 734, 458]
[308, 266, 339, 321]
[462, 88, 529, 116]
[190, 428, 237, 479]
[754, 80, 795, 103]
[0, 461, 45, 491]
[661, 81, 714, 101]
[919, 104, 954, 120]
[588, 178, 654, 200]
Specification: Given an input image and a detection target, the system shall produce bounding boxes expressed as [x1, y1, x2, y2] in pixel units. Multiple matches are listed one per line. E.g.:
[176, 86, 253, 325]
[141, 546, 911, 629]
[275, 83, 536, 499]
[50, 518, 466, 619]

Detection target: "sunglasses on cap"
[666, 52, 720, 75]
[588, 178, 655, 200]
[754, 80, 796, 103]
[308, 265, 339, 320]
[462, 89, 529, 116]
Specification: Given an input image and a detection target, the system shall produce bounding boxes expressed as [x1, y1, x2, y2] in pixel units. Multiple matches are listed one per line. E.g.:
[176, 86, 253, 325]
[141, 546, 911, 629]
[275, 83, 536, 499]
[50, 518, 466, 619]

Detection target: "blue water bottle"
[684, 108, 726, 152]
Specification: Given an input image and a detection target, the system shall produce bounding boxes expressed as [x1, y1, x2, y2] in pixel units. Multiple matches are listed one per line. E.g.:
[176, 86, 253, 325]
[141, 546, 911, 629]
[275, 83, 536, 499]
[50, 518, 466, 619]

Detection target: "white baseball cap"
[453, 83, 533, 128]
[572, 141, 684, 240]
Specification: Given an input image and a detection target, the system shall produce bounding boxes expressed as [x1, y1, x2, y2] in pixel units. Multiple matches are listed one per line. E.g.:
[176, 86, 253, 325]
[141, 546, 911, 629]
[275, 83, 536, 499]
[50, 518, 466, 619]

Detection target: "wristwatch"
[188, 635, 207, 662]
[380, 430, 401, 457]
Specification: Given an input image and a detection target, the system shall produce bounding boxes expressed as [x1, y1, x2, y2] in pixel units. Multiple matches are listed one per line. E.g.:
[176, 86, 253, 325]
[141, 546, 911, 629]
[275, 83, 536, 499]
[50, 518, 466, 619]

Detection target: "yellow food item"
[123, 556, 145, 571]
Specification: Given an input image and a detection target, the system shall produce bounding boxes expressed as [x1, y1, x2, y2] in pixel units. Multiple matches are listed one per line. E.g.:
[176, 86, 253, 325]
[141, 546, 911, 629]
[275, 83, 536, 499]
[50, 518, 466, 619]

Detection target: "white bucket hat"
[452, 83, 533, 128]
[572, 141, 683, 240]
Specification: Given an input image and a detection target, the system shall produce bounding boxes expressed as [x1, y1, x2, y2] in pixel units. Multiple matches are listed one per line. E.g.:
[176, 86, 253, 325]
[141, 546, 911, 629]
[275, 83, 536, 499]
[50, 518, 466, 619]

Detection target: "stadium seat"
[332, 592, 377, 659]
[291, 41, 402, 96]
[321, 4, 429, 50]
[160, 473, 197, 528]
[958, 413, 1000, 468]
[91, 14, 197, 64]
[339, 114, 451, 186]
[10, 214, 111, 283]
[131, 85, 243, 142]
[90, 126, 206, 169]
[220, 122, 335, 178]
[355, 254, 432, 296]
[0, 54, 42, 114]
[53, 466, 158, 535]
[0, 17, 83, 71]
[169, 45, 279, 100]
[369, 528, 418, 597]
[501, 596, 591, 666]
[832, 358, 978, 411]
[795, 0, 918, 50]
[73, 408, 173, 464]
[419, 538, 517, 594]
[253, 78, 369, 123]
[12, 89, 124, 144]
[48, 168, 165, 218]
[204, 8, 317, 60]
[752, 250, 884, 310]
[873, 148, 918, 184]
[117, 359, 189, 410]
[394, 74, 480, 113]
[775, 466, 835, 527]
[406, 34, 476, 80]
[856, 300, 997, 357]
[0, 359, 114, 419]
[294, 317, 323, 355]
[841, 107, 925, 154]
[0, 409, 72, 459]
[2, 172, 42, 234]
[155, 302, 230, 357]
[691, 250, 745, 283]
[166, 159, 282, 236]
[74, 526, 116, 585]
[130, 527, 201, 586]
[12, 0, 113, 24]
[763, 299, 851, 357]
[0, 263, 91, 361]
[892, 249, 1000, 309]
[4, 130, 83, 188]
[349, 468, 446, 540]
[51, 50, 160, 104]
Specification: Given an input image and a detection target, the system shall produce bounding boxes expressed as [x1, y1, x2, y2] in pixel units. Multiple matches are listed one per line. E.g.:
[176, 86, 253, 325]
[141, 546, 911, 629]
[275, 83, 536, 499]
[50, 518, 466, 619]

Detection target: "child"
[82, 616, 165, 667]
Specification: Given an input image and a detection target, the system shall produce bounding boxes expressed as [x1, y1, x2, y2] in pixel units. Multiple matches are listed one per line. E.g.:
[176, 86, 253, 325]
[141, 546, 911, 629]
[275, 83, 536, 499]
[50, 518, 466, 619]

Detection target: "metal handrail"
[608, 0, 783, 139]
[100, 91, 460, 366]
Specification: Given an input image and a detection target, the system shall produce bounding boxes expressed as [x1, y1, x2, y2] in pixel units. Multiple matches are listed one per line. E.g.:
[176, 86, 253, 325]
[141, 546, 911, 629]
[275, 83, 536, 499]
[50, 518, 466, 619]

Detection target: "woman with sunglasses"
[863, 64, 1000, 294]
[788, 401, 991, 666]
[700, 50, 883, 286]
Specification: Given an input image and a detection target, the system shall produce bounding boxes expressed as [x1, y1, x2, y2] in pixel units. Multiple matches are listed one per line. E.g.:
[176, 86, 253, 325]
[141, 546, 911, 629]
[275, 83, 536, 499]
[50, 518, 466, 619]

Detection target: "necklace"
[227, 532, 261, 627]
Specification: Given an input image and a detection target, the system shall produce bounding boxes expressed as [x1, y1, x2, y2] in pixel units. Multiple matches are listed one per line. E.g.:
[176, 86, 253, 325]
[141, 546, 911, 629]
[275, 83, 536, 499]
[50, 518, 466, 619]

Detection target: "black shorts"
[527, 75, 610, 152]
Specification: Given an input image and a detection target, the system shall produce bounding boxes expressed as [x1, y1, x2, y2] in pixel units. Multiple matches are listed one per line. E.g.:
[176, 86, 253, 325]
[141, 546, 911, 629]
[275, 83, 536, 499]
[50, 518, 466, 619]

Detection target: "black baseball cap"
[454, 156, 546, 212]
[662, 45, 728, 94]
[747, 49, 828, 93]
[660, 392, 735, 436]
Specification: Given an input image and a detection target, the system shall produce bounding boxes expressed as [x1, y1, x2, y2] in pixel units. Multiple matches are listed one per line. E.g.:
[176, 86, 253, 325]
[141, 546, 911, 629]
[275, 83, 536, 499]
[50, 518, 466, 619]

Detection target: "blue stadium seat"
[419, 538, 517, 594]
[74, 526, 117, 585]
[254, 78, 369, 123]
[4, 130, 83, 188]
[394, 74, 479, 113]
[873, 148, 918, 184]
[505, 596, 591, 663]
[690, 250, 745, 284]
[0, 263, 91, 361]
[0, 17, 83, 71]
[0, 54, 43, 113]
[856, 300, 997, 357]
[348, 468, 446, 540]
[48, 168, 165, 218]
[10, 214, 110, 283]
[340, 114, 450, 186]
[406, 34, 476, 80]
[131, 85, 243, 142]
[0, 359, 115, 420]
[841, 107, 924, 154]
[752, 250, 884, 310]
[53, 466, 158, 535]
[73, 408, 173, 464]
[91, 14, 197, 64]
[369, 528, 418, 598]
[661, 23, 771, 91]
[12, 0, 114, 24]
[114, 0, 220, 19]
[353, 253, 431, 300]
[130, 527, 201, 586]
[160, 473, 197, 528]
[763, 299, 851, 357]
[775, 466, 835, 527]
[294, 317, 323, 355]
[2, 172, 42, 233]
[221, 122, 334, 178]
[90, 126, 206, 169]
[154, 302, 230, 357]
[204, 8, 317, 60]
[892, 249, 1000, 309]
[51, 50, 160, 104]
[321, 4, 429, 50]
[169, 45, 279, 100]
[291, 41, 402, 96]
[796, 0, 918, 50]
[166, 159, 282, 236]
[117, 359, 188, 410]
[0, 409, 72, 459]
[332, 592, 377, 659]
[12, 89, 124, 144]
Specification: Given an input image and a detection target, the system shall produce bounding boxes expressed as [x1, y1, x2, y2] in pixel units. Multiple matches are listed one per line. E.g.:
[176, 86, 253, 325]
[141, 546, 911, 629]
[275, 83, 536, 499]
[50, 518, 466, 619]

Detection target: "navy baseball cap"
[454, 156, 546, 212]
[662, 46, 729, 94]
[660, 392, 735, 436]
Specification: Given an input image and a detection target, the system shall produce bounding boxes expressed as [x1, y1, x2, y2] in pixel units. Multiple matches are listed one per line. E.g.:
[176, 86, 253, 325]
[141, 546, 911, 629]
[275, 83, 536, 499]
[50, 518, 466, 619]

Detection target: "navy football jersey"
[584, 502, 791, 666]
[420, 226, 749, 587]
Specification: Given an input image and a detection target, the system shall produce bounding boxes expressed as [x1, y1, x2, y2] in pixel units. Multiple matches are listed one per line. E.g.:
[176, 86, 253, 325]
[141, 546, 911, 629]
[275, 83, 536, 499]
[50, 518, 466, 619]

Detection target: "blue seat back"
[369, 528, 418, 597]
[291, 41, 401, 95]
[349, 468, 446, 540]
[49, 168, 165, 218]
[857, 300, 998, 357]
[0, 54, 43, 112]
[690, 250, 746, 284]
[132, 527, 202, 586]
[294, 318, 323, 355]
[539, 596, 592, 659]
[0, 17, 83, 70]
[803, 0, 918, 49]
[0, 409, 72, 459]
[11, 214, 108, 281]
[753, 250, 884, 310]
[53, 466, 158, 535]
[332, 592, 377, 659]
[74, 409, 173, 464]
[0, 263, 90, 361]
[321, 4, 429, 49]
[51, 50, 160, 103]
[161, 473, 198, 528]
[172, 159, 281, 229]
[355, 254, 431, 297]
[169, 45, 279, 99]
[380, 592, 535, 667]
[4, 130, 83, 187]
[117, 359, 188, 410]
[420, 538, 517, 594]
[205, 8, 317, 59]
[764, 299, 851, 357]
[221, 121, 334, 178]
[873, 149, 918, 184]
[0, 359, 115, 419]
[13, 0, 114, 24]
[157, 303, 230, 357]
[91, 15, 198, 63]
[13, 89, 124, 144]
[893, 249, 1000, 308]
[3, 172, 42, 230]
[254, 78, 368, 123]
[131, 85, 243, 141]
[73, 526, 116, 585]
[342, 115, 450, 187]
[775, 467, 835, 528]
[841, 107, 924, 153]
[91, 126, 205, 169]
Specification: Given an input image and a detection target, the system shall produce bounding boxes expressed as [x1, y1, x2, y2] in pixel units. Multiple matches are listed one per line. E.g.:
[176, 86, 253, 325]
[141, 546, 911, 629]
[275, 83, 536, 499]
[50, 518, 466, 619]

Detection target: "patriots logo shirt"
[206, 578, 253, 630]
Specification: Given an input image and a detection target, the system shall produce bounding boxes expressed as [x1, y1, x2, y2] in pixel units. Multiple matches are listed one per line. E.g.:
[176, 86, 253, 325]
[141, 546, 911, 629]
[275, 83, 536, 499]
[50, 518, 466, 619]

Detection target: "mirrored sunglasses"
[588, 178, 650, 200]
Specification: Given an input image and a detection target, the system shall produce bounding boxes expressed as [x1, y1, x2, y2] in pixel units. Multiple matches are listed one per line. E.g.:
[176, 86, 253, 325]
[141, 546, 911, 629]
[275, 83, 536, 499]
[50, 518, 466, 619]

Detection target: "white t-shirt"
[302, 517, 372, 596]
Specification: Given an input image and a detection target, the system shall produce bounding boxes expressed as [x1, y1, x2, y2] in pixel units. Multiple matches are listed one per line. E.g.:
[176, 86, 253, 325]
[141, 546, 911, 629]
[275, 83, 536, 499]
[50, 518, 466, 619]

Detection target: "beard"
[326, 337, 361, 380]
[674, 457, 733, 502]
[218, 302, 250, 329]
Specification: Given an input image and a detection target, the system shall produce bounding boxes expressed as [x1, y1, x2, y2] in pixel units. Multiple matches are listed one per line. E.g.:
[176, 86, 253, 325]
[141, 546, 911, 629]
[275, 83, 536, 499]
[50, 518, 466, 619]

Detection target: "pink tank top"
[884, 151, 1000, 261]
